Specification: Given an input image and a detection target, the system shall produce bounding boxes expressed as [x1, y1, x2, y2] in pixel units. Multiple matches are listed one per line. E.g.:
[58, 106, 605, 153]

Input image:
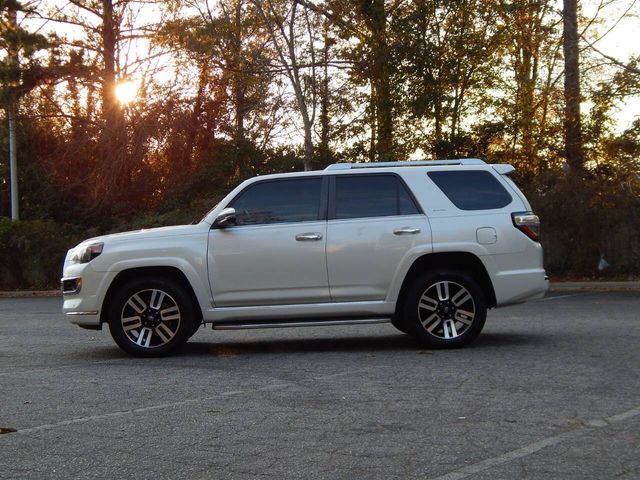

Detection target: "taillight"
[512, 212, 540, 242]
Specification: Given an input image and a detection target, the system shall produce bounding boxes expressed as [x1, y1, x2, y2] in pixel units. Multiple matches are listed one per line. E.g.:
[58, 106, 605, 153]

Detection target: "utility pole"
[8, 102, 18, 220]
[8, 5, 19, 221]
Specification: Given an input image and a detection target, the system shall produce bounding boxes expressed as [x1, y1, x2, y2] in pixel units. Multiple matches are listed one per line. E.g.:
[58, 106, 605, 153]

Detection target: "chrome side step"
[211, 318, 391, 330]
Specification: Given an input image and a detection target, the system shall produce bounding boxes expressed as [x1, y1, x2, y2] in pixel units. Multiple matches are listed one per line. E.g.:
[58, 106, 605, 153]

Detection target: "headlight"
[70, 243, 104, 264]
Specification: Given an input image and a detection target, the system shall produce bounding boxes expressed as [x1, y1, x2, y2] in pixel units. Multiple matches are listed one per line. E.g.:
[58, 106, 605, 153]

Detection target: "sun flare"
[115, 80, 137, 104]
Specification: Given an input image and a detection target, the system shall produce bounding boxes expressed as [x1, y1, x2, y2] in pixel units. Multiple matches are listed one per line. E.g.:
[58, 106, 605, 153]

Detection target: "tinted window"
[334, 175, 420, 219]
[427, 171, 512, 210]
[230, 178, 323, 225]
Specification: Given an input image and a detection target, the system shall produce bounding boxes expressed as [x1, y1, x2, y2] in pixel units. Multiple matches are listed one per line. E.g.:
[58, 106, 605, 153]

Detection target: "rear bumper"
[493, 268, 549, 306]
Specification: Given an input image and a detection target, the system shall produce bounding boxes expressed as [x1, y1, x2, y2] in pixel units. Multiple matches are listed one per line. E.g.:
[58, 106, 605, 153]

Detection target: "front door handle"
[296, 232, 323, 241]
[393, 227, 421, 235]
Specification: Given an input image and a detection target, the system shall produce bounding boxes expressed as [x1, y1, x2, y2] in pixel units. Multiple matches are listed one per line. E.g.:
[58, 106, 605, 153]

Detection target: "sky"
[582, 0, 640, 130]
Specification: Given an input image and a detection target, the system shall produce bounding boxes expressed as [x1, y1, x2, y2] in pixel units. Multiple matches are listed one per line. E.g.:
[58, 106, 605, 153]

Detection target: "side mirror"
[213, 207, 237, 229]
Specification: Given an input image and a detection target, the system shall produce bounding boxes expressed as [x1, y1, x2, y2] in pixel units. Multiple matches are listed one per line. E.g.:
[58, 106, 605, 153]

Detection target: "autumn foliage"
[1, 0, 639, 288]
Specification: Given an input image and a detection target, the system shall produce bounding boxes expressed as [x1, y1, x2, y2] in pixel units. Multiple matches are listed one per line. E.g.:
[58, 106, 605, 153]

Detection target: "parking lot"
[0, 291, 638, 479]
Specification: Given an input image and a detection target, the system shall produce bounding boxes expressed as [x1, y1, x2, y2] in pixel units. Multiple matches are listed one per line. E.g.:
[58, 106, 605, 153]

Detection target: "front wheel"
[107, 277, 196, 357]
[402, 270, 487, 348]
[391, 316, 412, 335]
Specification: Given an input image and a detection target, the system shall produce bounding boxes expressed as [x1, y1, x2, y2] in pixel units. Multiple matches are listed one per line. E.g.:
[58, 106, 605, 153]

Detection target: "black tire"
[190, 320, 202, 338]
[402, 270, 486, 348]
[391, 316, 412, 335]
[107, 277, 196, 357]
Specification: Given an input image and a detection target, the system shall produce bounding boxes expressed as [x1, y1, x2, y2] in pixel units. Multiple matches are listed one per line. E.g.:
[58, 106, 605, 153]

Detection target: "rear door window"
[427, 171, 512, 210]
[333, 174, 420, 219]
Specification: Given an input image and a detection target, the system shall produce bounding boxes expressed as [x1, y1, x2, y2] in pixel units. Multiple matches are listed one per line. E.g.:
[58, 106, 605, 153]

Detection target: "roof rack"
[324, 159, 486, 170]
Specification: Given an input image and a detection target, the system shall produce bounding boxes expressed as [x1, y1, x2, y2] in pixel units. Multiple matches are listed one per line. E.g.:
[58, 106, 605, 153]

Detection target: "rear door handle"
[296, 232, 323, 241]
[393, 227, 421, 235]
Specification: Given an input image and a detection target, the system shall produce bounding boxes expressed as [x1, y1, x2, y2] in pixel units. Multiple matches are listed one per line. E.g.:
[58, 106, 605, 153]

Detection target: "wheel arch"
[100, 266, 203, 325]
[394, 252, 497, 317]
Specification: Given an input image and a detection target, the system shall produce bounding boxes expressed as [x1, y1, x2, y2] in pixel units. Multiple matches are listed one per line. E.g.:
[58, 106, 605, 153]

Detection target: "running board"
[211, 318, 391, 330]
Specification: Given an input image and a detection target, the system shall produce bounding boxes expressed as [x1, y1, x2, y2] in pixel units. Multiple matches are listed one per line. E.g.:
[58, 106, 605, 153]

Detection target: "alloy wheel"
[120, 289, 181, 348]
[417, 280, 476, 339]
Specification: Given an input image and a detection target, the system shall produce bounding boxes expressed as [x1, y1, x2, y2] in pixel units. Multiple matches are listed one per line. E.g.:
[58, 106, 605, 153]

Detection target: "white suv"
[62, 159, 548, 356]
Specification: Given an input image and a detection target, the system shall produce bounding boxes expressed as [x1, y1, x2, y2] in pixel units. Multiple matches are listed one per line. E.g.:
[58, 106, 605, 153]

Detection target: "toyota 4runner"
[62, 159, 548, 356]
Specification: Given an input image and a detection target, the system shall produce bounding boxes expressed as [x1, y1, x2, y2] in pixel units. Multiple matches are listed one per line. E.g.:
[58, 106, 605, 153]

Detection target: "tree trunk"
[433, 93, 443, 157]
[318, 25, 331, 167]
[287, 1, 313, 171]
[252, 0, 314, 171]
[515, 40, 538, 174]
[185, 61, 209, 170]
[101, 0, 117, 122]
[368, 87, 377, 162]
[100, 0, 128, 204]
[232, 0, 248, 179]
[562, 0, 584, 174]
[368, 0, 393, 161]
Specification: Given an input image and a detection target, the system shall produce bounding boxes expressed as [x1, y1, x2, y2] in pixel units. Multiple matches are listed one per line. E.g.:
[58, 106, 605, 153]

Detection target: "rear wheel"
[403, 270, 486, 348]
[107, 277, 195, 357]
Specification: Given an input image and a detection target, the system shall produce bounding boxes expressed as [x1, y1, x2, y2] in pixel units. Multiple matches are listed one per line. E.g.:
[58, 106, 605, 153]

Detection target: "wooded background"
[1, 0, 639, 288]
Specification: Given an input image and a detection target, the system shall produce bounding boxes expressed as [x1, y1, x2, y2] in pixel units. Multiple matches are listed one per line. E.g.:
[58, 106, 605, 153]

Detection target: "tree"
[562, 0, 584, 174]
[36, 0, 169, 214]
[392, 0, 504, 159]
[359, 0, 394, 161]
[493, 0, 564, 176]
[252, 0, 322, 170]
[327, 0, 398, 161]
[291, 0, 401, 161]
[159, 0, 281, 180]
[0, 0, 48, 220]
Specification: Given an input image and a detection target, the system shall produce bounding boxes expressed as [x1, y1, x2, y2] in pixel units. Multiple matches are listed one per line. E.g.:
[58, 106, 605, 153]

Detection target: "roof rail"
[324, 159, 486, 170]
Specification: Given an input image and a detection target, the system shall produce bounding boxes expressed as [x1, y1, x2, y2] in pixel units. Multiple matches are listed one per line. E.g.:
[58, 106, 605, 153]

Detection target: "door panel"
[327, 215, 430, 301]
[209, 222, 329, 306]
[208, 176, 329, 308]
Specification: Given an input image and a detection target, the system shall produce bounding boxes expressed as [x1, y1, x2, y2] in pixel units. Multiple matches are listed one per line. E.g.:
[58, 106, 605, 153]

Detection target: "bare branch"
[582, 37, 640, 75]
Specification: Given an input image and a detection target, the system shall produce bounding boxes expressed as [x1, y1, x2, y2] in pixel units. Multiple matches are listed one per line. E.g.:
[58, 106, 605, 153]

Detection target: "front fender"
[101, 257, 212, 313]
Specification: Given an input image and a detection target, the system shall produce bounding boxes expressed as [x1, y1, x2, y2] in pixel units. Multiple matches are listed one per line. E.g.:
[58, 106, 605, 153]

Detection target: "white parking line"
[3, 368, 370, 437]
[428, 405, 640, 480]
[11, 399, 206, 436]
[536, 293, 583, 302]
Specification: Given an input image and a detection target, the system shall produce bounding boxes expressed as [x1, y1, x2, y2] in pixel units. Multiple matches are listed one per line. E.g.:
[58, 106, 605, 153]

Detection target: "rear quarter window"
[427, 170, 512, 210]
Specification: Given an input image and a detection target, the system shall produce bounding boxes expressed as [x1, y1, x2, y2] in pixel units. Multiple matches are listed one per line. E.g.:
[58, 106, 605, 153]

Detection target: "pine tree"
[0, 0, 48, 220]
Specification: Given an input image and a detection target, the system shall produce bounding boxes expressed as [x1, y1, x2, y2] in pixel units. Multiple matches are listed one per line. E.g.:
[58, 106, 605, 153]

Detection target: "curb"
[549, 282, 640, 292]
[0, 291, 61, 299]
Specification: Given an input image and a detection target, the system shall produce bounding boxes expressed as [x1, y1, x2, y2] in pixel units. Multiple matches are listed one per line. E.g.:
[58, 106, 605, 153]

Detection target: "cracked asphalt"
[0, 291, 638, 479]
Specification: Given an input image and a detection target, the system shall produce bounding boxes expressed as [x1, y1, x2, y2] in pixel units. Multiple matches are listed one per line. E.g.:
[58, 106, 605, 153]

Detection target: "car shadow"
[70, 331, 548, 360]
[473, 332, 549, 348]
[182, 334, 420, 356]
[175, 331, 548, 357]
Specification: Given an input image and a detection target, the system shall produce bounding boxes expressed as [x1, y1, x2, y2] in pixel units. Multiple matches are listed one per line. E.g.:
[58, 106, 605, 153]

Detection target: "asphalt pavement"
[0, 292, 638, 479]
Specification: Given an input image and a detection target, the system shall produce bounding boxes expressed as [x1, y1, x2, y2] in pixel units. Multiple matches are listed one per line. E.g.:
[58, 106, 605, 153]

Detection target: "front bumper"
[65, 311, 102, 330]
[61, 263, 116, 329]
[61, 277, 82, 295]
